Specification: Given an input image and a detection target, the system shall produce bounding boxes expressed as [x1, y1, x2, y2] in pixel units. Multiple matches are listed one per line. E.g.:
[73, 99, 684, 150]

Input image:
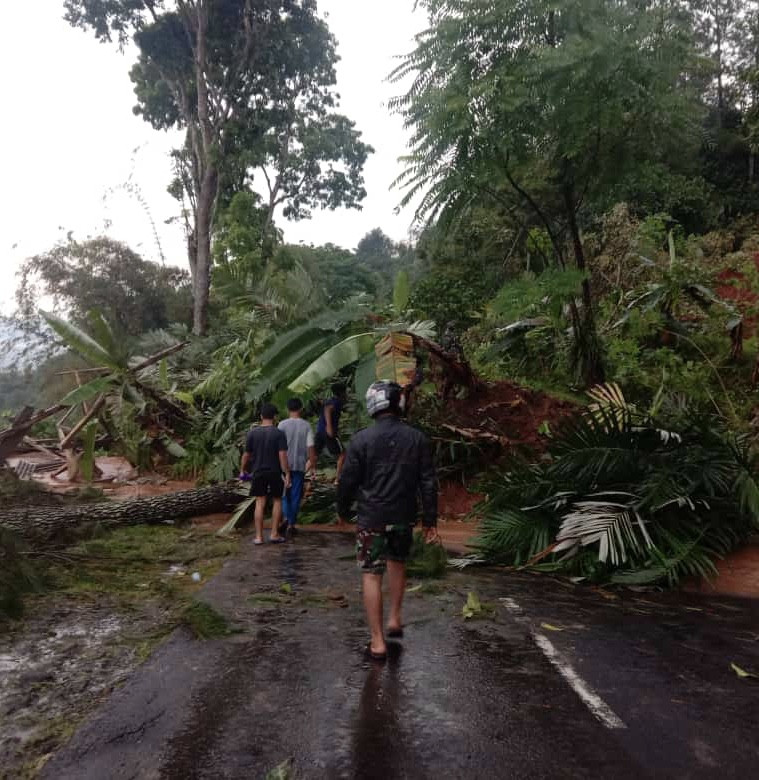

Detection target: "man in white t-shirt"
[277, 398, 317, 538]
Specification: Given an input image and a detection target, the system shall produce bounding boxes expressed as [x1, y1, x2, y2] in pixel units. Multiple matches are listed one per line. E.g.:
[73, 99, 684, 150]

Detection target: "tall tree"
[65, 1, 370, 335]
[392, 0, 701, 385]
[693, 0, 741, 127]
[731, 0, 759, 182]
[16, 237, 191, 337]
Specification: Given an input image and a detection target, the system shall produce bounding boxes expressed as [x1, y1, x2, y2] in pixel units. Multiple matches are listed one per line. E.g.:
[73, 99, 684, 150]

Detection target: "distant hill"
[0, 317, 47, 372]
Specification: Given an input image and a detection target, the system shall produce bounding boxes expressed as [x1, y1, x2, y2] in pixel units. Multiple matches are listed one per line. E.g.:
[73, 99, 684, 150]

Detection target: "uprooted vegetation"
[475, 385, 759, 587]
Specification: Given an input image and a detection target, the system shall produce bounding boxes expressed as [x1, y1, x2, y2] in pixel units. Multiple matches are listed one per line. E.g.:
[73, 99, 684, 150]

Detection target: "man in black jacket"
[337, 381, 439, 660]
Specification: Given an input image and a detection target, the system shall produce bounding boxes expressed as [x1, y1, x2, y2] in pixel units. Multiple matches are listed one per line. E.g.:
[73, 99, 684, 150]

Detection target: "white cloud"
[0, 0, 423, 314]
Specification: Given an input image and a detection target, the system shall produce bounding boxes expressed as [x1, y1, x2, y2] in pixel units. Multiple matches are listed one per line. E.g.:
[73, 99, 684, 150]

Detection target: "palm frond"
[555, 493, 652, 566]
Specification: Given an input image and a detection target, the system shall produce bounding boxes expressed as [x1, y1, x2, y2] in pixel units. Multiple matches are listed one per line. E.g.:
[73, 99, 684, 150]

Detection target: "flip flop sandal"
[387, 627, 404, 639]
[269, 537, 286, 544]
[365, 644, 387, 662]
[253, 539, 264, 546]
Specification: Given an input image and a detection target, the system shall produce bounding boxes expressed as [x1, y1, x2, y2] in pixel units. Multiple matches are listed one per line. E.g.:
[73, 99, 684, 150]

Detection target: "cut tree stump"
[1, 484, 245, 546]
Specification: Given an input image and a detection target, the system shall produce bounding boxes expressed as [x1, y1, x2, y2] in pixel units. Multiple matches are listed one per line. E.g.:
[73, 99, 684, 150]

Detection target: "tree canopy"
[65, 0, 371, 334]
[16, 237, 191, 338]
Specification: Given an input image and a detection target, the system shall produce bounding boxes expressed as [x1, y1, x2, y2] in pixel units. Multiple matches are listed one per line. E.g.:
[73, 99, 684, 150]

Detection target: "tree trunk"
[192, 171, 218, 336]
[564, 186, 605, 387]
[1, 485, 244, 546]
[190, 1, 218, 337]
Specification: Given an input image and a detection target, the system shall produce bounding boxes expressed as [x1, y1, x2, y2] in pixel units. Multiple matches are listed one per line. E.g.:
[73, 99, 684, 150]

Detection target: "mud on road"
[36, 533, 759, 780]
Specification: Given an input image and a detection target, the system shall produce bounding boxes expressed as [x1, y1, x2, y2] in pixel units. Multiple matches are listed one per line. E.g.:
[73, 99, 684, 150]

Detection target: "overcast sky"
[0, 1, 424, 314]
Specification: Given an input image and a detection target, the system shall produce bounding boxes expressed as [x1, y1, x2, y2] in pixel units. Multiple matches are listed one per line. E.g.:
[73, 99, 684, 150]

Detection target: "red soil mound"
[446, 381, 577, 450]
[715, 253, 759, 336]
[439, 480, 482, 517]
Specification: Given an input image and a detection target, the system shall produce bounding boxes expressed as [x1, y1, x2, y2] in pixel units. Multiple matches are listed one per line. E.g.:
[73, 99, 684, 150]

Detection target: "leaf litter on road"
[730, 663, 758, 680]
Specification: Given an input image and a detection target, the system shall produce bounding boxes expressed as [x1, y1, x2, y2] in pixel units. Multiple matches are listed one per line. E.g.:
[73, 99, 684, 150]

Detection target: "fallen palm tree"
[475, 384, 759, 586]
[0, 484, 244, 546]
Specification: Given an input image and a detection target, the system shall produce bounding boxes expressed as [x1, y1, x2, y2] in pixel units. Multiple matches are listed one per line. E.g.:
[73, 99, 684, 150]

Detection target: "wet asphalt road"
[42, 534, 759, 779]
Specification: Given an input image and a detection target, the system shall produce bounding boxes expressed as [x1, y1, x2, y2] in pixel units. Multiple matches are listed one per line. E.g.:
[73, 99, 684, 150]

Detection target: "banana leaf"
[42, 311, 123, 370]
[289, 333, 375, 392]
[60, 375, 115, 406]
[354, 353, 378, 400]
[393, 270, 410, 316]
[86, 310, 127, 367]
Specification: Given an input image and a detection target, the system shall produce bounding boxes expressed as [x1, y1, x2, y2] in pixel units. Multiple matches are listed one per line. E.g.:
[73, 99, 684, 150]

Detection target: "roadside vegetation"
[3, 0, 759, 601]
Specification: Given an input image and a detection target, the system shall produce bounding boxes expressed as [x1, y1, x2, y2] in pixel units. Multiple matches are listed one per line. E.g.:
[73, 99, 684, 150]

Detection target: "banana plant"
[42, 309, 189, 461]
[287, 321, 435, 394]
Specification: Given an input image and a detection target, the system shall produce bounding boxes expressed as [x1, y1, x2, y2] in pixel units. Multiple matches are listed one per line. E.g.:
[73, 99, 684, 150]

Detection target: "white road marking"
[500, 598, 627, 730]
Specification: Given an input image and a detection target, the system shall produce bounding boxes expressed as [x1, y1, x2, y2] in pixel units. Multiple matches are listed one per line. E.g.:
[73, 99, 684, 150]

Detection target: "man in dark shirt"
[338, 381, 439, 660]
[240, 403, 291, 545]
[315, 383, 348, 484]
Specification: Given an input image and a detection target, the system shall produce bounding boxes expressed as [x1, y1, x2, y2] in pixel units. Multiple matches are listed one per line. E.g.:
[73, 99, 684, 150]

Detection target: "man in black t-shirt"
[240, 403, 291, 544]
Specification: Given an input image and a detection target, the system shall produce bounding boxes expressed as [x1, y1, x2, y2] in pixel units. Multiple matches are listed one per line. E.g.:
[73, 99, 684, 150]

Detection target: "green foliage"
[393, 270, 411, 317]
[43, 310, 127, 371]
[0, 527, 42, 621]
[491, 269, 587, 324]
[19, 238, 191, 339]
[406, 533, 448, 579]
[181, 600, 233, 640]
[277, 243, 379, 306]
[477, 388, 759, 585]
[65, 0, 371, 335]
[185, 304, 369, 481]
[409, 272, 487, 332]
[289, 333, 375, 393]
[213, 191, 281, 284]
[355, 228, 417, 300]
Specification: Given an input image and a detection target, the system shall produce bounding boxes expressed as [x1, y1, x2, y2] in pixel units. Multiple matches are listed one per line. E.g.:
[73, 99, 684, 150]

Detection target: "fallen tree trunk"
[0, 484, 245, 546]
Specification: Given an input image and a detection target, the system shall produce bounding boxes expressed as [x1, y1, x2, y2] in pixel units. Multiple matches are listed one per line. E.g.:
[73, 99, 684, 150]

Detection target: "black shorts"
[314, 431, 344, 457]
[250, 471, 285, 498]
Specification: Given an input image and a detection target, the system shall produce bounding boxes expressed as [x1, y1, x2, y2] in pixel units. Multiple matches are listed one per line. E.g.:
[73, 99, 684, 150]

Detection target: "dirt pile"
[715, 252, 759, 336]
[445, 381, 577, 451]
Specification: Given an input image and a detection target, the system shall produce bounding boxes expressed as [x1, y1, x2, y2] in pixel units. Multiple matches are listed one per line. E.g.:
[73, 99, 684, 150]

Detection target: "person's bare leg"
[271, 498, 283, 540]
[387, 560, 406, 633]
[335, 452, 346, 484]
[362, 573, 386, 655]
[254, 497, 266, 543]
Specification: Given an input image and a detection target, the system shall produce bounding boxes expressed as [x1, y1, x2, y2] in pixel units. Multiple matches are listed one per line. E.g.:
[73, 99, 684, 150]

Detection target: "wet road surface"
[43, 534, 759, 779]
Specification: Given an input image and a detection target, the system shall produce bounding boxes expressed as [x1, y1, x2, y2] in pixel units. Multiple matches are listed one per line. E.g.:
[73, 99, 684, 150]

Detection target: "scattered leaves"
[462, 591, 495, 620]
[730, 663, 758, 680]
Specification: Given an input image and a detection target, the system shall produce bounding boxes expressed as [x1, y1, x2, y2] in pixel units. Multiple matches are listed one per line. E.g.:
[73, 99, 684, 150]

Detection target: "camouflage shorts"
[356, 525, 414, 575]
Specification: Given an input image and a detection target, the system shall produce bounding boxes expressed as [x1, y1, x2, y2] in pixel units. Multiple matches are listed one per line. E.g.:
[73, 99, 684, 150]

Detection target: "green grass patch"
[4, 524, 239, 626]
[181, 600, 233, 639]
[48, 526, 238, 601]
[248, 592, 287, 605]
[406, 533, 448, 579]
